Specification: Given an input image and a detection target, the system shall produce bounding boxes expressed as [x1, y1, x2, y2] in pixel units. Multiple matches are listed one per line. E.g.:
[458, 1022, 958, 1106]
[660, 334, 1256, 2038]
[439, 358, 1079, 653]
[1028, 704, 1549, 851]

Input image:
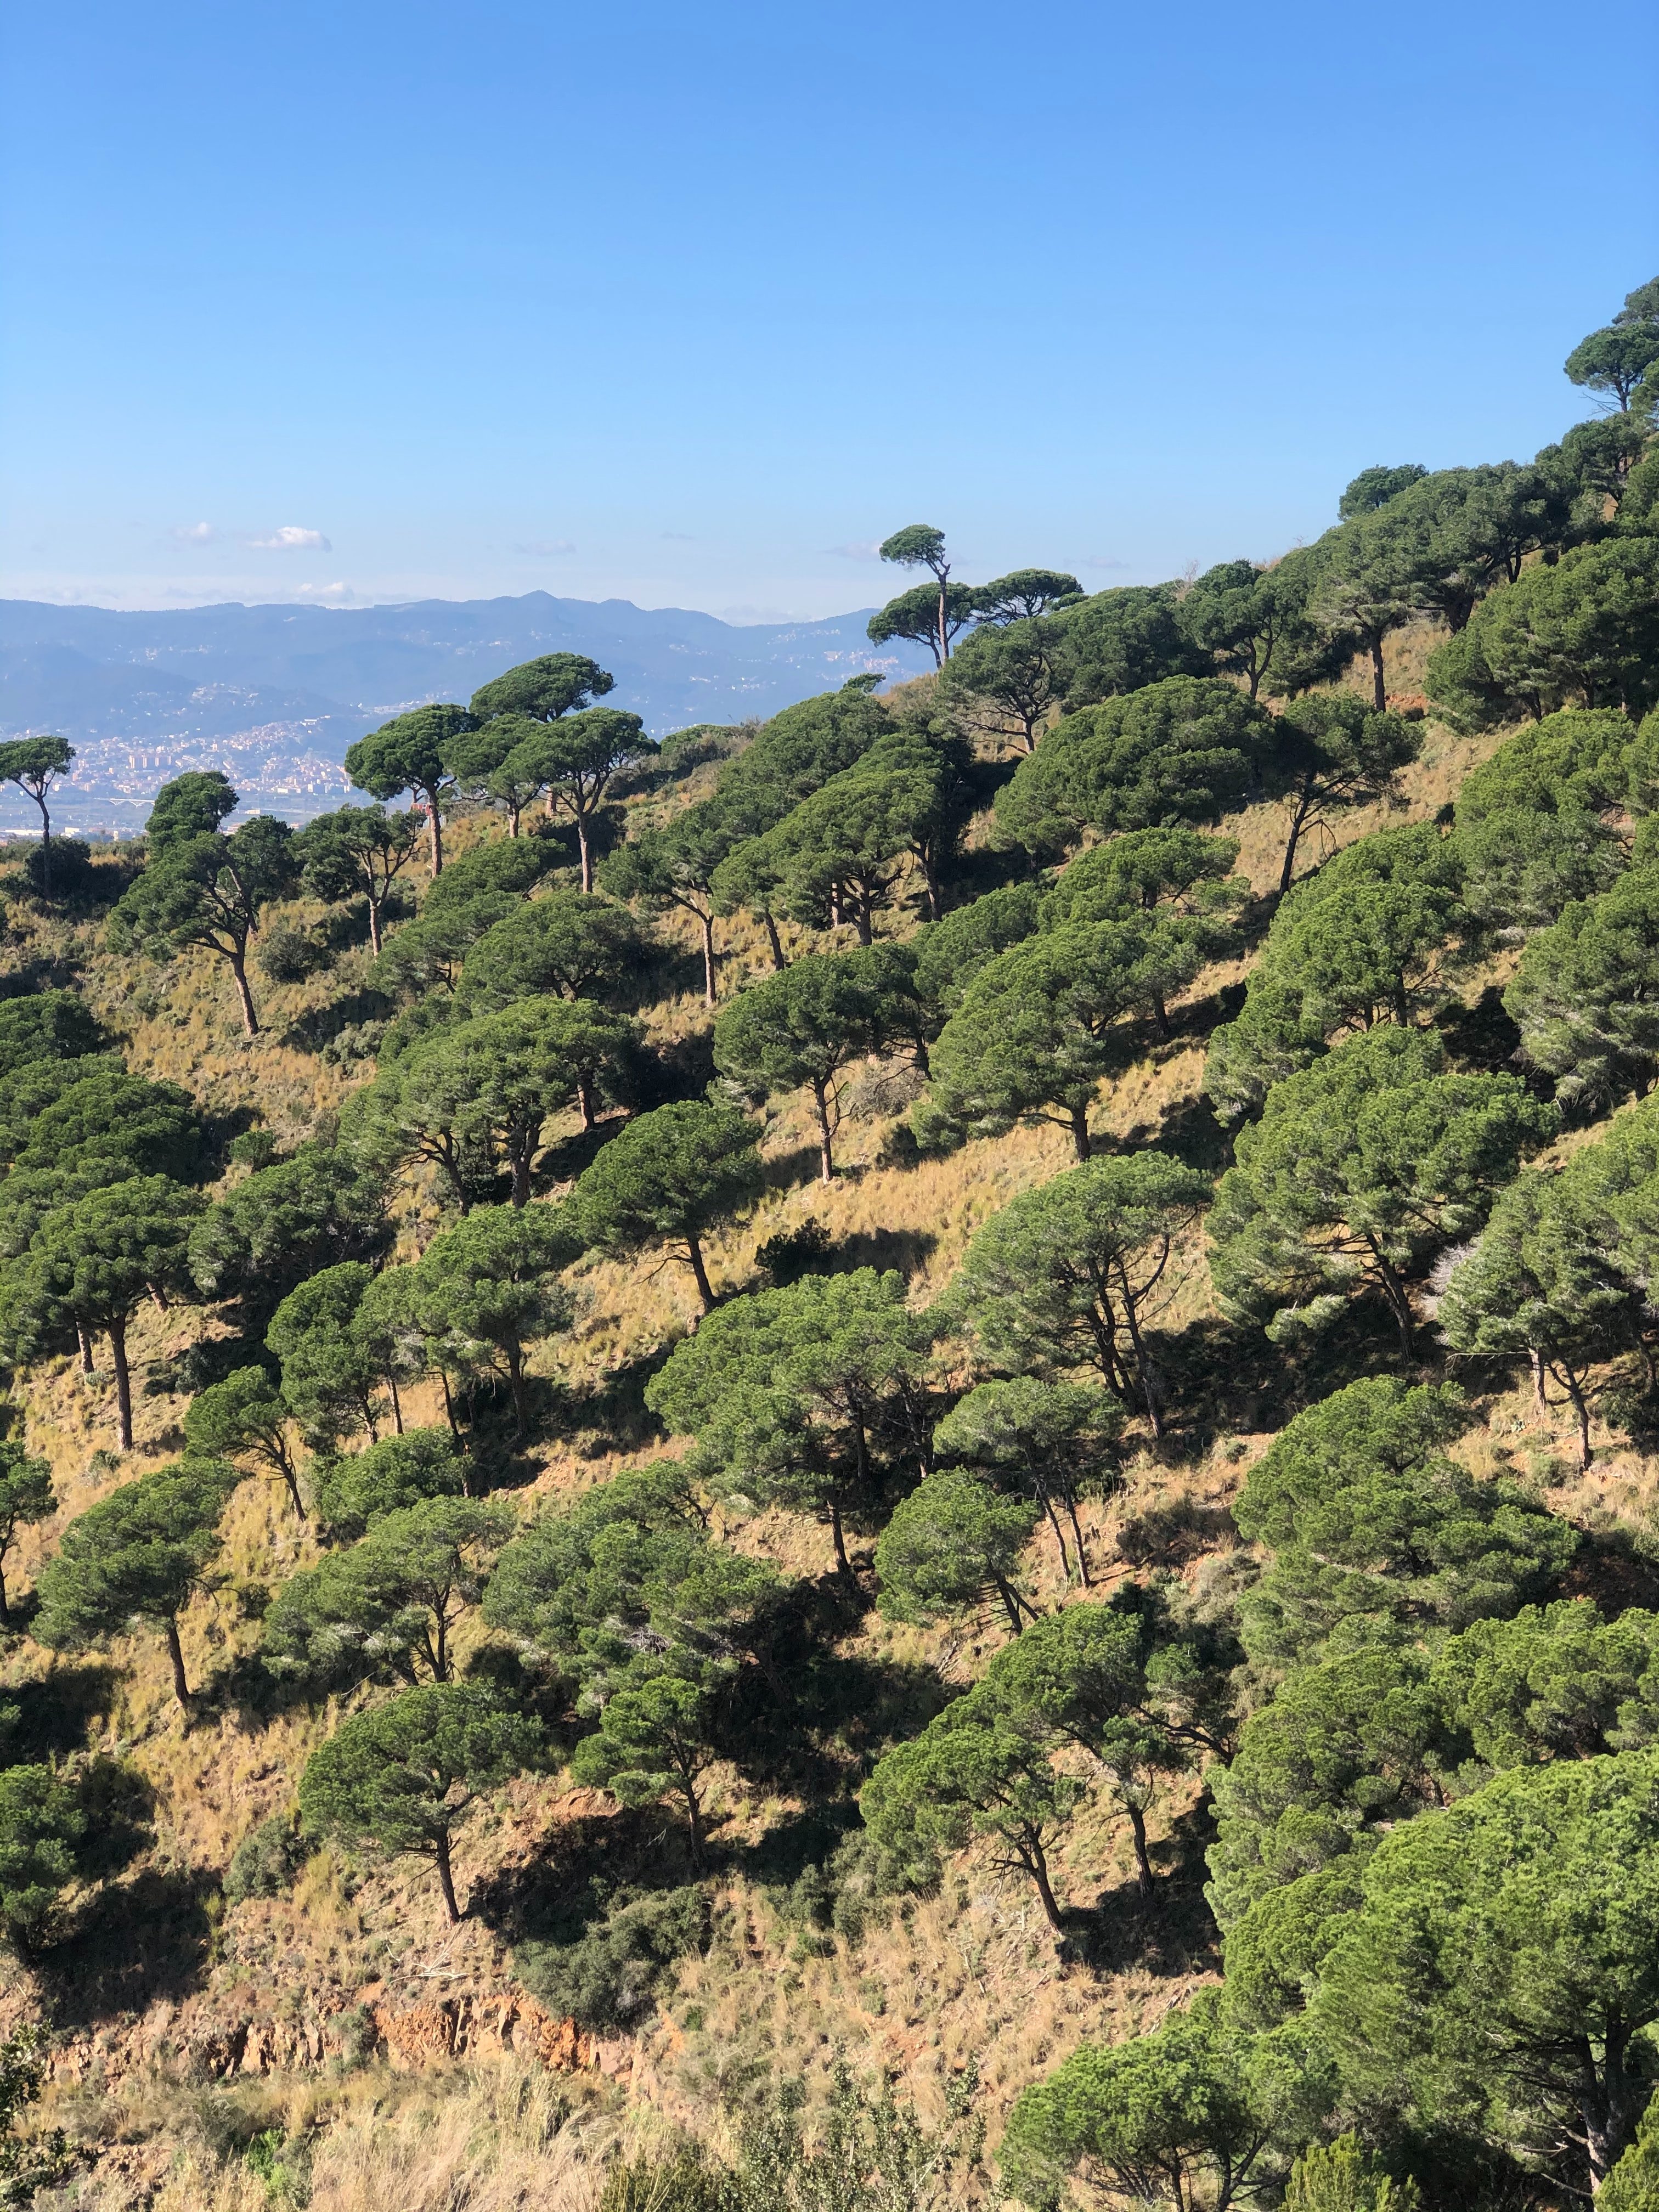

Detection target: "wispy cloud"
[289, 580, 354, 602]
[170, 521, 217, 544]
[512, 538, 575, 556]
[1086, 555, 1132, 571]
[662, 531, 697, 542]
[827, 540, 881, 561]
[249, 525, 332, 551]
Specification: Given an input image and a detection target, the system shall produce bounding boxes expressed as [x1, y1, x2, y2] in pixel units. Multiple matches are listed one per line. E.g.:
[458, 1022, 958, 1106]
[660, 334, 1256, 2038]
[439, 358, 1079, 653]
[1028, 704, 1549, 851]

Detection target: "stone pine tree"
[572, 1101, 763, 1311]
[346, 704, 471, 878]
[33, 1461, 237, 1707]
[298, 1683, 543, 1922]
[0, 737, 74, 897]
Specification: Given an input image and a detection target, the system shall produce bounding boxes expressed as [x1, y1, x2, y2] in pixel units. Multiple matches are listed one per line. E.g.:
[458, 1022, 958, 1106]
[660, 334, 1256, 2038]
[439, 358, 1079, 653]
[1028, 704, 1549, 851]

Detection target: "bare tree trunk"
[812, 1077, 836, 1182]
[426, 799, 444, 880]
[434, 1832, 461, 1922]
[367, 896, 384, 957]
[761, 911, 787, 971]
[1126, 1799, 1154, 1902]
[1370, 636, 1387, 712]
[229, 954, 260, 1037]
[77, 1326, 93, 1377]
[165, 1615, 190, 1708]
[686, 1235, 716, 1314]
[700, 913, 717, 1007]
[1026, 1838, 1065, 1932]
[109, 1318, 133, 1451]
[577, 819, 594, 895]
[389, 1376, 404, 1435]
[1070, 1104, 1092, 1163]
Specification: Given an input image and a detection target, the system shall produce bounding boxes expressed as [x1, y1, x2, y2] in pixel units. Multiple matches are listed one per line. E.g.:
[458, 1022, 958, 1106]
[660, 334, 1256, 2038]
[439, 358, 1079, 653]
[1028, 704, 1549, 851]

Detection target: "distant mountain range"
[0, 592, 933, 833]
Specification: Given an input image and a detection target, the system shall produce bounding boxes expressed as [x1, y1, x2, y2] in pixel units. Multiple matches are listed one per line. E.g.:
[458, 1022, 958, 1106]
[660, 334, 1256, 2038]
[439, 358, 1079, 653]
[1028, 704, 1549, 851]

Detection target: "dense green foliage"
[1, 281, 1658, 2201]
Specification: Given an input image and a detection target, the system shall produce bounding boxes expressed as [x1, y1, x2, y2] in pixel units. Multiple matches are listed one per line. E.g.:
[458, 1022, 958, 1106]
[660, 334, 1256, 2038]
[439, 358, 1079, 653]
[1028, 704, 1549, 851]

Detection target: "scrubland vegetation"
[0, 283, 1652, 2209]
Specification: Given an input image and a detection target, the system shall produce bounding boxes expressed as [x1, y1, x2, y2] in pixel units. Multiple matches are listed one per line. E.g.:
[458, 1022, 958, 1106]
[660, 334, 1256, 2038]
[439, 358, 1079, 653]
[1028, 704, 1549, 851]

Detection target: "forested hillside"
[0, 282, 1651, 2211]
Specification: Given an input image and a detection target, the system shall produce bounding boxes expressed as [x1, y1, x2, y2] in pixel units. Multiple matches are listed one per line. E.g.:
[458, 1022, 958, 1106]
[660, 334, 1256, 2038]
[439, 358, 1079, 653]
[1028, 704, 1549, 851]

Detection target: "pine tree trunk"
[229, 954, 261, 1037]
[812, 1079, 836, 1182]
[109, 1318, 133, 1451]
[701, 913, 718, 1006]
[577, 819, 594, 895]
[1070, 1104, 1092, 1163]
[434, 1832, 461, 1922]
[165, 1615, 190, 1708]
[686, 1235, 716, 1314]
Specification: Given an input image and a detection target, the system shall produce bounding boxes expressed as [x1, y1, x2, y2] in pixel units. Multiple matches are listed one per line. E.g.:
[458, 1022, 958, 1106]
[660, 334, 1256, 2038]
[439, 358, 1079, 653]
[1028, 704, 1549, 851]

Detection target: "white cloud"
[170, 521, 217, 543]
[827, 540, 881, 561]
[289, 580, 354, 602]
[512, 538, 576, 556]
[249, 525, 332, 551]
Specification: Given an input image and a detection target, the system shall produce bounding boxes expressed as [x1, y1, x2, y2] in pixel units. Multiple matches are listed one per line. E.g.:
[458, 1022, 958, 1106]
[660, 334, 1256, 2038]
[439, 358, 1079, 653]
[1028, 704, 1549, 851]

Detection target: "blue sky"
[2, 0, 1655, 620]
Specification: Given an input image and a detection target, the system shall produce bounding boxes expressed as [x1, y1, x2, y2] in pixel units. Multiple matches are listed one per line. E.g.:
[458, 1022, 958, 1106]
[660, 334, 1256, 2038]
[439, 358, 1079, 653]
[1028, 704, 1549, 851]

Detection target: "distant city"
[0, 590, 930, 834]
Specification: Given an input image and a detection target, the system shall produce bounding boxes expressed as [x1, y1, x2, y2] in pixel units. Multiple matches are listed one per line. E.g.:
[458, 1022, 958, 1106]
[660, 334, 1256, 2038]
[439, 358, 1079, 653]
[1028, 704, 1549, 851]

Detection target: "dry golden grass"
[0, 675, 1609, 2202]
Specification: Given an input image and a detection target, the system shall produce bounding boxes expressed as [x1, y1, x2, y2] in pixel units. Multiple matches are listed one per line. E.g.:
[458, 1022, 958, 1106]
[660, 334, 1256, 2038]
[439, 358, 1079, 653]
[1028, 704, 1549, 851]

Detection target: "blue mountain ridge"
[0, 591, 933, 830]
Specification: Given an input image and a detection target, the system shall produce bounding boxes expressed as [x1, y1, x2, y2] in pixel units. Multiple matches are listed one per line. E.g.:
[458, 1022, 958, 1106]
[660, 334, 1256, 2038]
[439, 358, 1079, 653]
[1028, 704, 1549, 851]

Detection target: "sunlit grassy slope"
[2, 626, 1651, 2209]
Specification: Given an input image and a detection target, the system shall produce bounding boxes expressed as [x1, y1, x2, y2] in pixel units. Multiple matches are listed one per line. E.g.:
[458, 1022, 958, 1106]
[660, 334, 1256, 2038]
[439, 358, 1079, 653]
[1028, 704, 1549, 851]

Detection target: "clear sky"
[3, 1, 1656, 622]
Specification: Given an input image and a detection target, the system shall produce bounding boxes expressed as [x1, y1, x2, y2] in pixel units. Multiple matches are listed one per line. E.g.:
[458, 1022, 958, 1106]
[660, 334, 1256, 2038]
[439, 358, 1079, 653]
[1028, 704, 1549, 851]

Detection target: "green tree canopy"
[187, 1140, 392, 1320]
[267, 1261, 385, 1448]
[1056, 583, 1211, 706]
[987, 1596, 1209, 1900]
[860, 1676, 1084, 1932]
[469, 651, 614, 725]
[309, 1426, 466, 1538]
[182, 1364, 304, 1521]
[33, 1459, 236, 1706]
[874, 1469, 1039, 1637]
[1231, 1379, 1577, 1671]
[294, 805, 422, 955]
[1000, 1989, 1290, 2212]
[1268, 696, 1421, 894]
[297, 1682, 543, 1922]
[348, 997, 640, 1207]
[923, 916, 1207, 1160]
[1207, 1025, 1556, 1351]
[573, 1100, 763, 1312]
[1427, 537, 1659, 728]
[345, 704, 472, 877]
[932, 1376, 1121, 1587]
[972, 566, 1081, 622]
[0, 1444, 54, 1628]
[498, 708, 657, 893]
[0, 737, 74, 895]
[9, 1175, 205, 1449]
[647, 1268, 936, 1579]
[1503, 864, 1659, 1109]
[1312, 1750, 1659, 2194]
[995, 676, 1276, 856]
[601, 801, 742, 1006]
[145, 769, 238, 853]
[937, 614, 1072, 753]
[1204, 825, 1467, 1120]
[409, 1202, 579, 1432]
[713, 947, 901, 1181]
[262, 1495, 513, 1692]
[460, 890, 649, 1012]
[570, 1669, 729, 1869]
[950, 1152, 1211, 1437]
[910, 883, 1042, 1019]
[109, 812, 297, 1036]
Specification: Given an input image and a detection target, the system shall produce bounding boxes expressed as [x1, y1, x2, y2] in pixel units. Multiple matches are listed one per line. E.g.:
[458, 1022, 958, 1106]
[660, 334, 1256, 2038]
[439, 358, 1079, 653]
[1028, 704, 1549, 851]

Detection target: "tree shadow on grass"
[1070, 1793, 1221, 1980]
[828, 1226, 939, 1282]
[41, 1866, 216, 2028]
[1157, 1293, 1434, 1451]
[0, 1661, 119, 1764]
[551, 1344, 674, 1457]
